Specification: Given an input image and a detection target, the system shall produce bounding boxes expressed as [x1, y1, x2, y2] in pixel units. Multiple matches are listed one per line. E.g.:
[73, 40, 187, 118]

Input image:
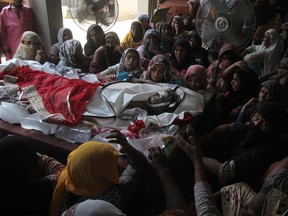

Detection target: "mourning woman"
[49, 131, 146, 216]
[58, 39, 90, 73]
[83, 24, 105, 61]
[89, 31, 123, 73]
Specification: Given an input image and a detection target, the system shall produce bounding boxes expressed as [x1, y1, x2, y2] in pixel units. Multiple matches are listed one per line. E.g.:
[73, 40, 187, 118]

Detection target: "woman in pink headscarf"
[207, 43, 240, 93]
[140, 54, 182, 85]
[185, 65, 208, 93]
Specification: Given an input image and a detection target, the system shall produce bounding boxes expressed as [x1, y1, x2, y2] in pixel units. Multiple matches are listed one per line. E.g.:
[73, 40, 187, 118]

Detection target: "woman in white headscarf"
[242, 29, 283, 77]
[49, 27, 73, 64]
[13, 31, 46, 63]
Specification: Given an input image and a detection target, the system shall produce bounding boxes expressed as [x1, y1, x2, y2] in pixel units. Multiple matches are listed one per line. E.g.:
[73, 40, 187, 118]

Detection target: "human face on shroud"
[149, 90, 171, 104]
[124, 51, 138, 72]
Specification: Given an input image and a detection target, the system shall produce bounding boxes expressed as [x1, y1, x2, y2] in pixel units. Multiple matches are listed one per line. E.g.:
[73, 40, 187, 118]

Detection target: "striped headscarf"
[59, 39, 82, 67]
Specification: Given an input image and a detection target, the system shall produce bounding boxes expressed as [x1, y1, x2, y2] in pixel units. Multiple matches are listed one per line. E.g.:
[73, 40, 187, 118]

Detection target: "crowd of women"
[1, 0, 288, 215]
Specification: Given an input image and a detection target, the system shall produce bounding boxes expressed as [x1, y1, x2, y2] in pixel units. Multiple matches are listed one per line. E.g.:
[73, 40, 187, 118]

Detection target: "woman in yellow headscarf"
[49, 130, 146, 216]
[120, 21, 145, 50]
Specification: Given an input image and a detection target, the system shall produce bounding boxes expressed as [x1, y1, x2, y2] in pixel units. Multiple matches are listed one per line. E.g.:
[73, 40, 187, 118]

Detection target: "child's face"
[150, 64, 166, 82]
[186, 75, 203, 91]
[124, 51, 138, 71]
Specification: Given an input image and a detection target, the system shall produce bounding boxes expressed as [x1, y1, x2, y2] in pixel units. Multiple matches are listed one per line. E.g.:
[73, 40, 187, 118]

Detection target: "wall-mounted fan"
[68, 0, 119, 32]
[196, 0, 256, 51]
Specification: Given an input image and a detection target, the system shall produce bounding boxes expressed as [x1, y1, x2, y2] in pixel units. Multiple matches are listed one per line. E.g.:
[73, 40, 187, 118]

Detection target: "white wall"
[118, 0, 139, 20]
[28, 0, 149, 49]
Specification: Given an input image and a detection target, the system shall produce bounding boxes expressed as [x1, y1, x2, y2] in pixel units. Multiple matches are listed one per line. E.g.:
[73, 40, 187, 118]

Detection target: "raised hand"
[148, 146, 168, 173]
[175, 134, 203, 164]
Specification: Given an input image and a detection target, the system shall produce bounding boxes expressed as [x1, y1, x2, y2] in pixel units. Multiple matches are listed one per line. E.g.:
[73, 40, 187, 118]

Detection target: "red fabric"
[127, 120, 146, 137]
[10, 66, 103, 125]
[172, 112, 193, 126]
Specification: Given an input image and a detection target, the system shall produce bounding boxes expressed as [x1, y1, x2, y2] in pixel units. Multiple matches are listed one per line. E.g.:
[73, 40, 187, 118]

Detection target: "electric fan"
[67, 0, 119, 32]
[196, 0, 256, 51]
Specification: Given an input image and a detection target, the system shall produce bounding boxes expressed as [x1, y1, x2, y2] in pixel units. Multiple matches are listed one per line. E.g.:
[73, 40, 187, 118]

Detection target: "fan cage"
[195, 0, 256, 51]
[68, 0, 119, 32]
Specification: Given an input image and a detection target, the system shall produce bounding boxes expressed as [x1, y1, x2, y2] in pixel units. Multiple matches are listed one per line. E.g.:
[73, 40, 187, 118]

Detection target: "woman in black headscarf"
[169, 39, 196, 78]
[235, 79, 284, 125]
[83, 24, 105, 61]
[187, 30, 210, 68]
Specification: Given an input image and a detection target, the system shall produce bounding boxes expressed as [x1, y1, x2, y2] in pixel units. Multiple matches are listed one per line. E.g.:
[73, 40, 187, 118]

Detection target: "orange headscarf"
[49, 141, 120, 216]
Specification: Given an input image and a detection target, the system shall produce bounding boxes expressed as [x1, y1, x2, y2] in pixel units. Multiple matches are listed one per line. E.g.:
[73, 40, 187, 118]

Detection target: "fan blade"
[196, 0, 256, 50]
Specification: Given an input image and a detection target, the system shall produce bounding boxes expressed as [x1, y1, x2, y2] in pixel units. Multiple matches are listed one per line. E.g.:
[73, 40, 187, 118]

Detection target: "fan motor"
[215, 16, 229, 32]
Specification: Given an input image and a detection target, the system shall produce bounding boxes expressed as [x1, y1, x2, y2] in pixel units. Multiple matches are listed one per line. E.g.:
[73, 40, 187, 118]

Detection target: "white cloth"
[61, 199, 126, 216]
[85, 82, 204, 129]
[0, 58, 42, 72]
[0, 60, 204, 130]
